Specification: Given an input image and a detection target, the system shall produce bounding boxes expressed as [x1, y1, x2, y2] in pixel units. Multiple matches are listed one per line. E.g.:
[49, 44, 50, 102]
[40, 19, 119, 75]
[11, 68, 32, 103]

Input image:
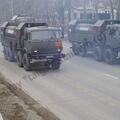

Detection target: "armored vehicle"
[68, 20, 120, 64]
[1, 20, 64, 71]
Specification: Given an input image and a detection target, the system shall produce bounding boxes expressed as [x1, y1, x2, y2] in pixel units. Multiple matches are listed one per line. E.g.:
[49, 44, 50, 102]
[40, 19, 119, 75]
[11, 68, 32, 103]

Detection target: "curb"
[0, 73, 60, 120]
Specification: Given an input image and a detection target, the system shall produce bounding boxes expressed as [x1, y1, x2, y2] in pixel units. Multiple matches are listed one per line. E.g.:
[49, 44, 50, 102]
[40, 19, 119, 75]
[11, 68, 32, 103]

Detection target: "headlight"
[57, 49, 61, 52]
[34, 50, 38, 53]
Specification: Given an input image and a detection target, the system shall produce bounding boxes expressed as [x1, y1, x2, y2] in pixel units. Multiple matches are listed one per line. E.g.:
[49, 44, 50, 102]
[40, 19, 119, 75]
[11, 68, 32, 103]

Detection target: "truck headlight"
[57, 49, 61, 52]
[34, 50, 38, 53]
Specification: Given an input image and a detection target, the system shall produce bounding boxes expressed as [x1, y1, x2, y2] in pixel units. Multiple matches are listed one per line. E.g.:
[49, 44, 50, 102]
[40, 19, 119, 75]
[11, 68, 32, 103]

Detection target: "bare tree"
[116, 0, 120, 19]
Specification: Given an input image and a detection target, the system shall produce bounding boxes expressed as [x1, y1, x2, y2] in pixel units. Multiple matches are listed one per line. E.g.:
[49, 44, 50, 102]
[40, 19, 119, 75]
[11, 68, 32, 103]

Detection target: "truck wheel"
[94, 46, 104, 61]
[72, 45, 79, 55]
[17, 52, 23, 67]
[7, 47, 14, 62]
[79, 46, 87, 57]
[104, 48, 116, 64]
[3, 47, 8, 60]
[51, 60, 60, 70]
[23, 54, 31, 71]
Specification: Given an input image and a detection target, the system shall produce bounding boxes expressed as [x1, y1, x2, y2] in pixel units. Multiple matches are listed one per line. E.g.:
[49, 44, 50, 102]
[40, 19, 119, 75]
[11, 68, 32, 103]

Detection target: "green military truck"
[1, 17, 64, 71]
[68, 20, 120, 64]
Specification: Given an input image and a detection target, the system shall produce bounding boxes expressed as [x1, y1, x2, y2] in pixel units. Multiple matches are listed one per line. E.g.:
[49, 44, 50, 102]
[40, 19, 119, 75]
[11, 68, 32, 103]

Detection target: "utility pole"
[117, 0, 120, 19]
[11, 0, 14, 17]
[94, 0, 99, 21]
[58, 0, 65, 38]
[66, 0, 72, 22]
[109, 0, 114, 20]
[83, 0, 87, 13]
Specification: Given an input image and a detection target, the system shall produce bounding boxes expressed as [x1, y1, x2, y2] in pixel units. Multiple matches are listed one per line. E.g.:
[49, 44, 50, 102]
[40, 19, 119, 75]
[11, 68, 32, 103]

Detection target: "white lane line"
[0, 113, 3, 120]
[104, 73, 119, 80]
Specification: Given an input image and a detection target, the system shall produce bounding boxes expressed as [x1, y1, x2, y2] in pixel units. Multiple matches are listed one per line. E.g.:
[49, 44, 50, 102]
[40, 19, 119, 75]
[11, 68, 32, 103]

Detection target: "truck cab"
[24, 27, 63, 54]
[21, 27, 64, 70]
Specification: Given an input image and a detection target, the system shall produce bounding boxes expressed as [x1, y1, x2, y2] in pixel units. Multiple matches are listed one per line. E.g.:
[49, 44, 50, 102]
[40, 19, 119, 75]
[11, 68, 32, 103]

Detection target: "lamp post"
[11, 0, 14, 17]
[58, 0, 65, 38]
[109, 0, 114, 20]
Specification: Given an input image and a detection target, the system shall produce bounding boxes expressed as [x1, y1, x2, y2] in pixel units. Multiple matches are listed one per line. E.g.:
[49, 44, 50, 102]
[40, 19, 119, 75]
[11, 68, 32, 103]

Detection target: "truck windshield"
[31, 30, 60, 41]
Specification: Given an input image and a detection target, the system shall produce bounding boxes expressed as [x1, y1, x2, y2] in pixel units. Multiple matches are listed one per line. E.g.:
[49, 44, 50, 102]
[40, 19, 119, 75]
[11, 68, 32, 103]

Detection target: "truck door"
[107, 28, 120, 48]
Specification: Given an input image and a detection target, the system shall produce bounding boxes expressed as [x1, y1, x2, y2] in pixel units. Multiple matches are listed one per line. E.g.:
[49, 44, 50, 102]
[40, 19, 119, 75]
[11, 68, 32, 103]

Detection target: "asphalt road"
[0, 41, 120, 120]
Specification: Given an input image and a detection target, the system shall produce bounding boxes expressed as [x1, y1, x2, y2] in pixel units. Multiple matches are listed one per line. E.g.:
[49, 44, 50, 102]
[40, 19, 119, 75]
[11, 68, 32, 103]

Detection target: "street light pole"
[11, 0, 14, 17]
[109, 0, 114, 20]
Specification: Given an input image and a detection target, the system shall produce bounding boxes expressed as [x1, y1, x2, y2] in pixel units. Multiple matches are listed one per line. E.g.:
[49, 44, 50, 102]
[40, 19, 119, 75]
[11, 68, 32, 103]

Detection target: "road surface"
[0, 41, 120, 120]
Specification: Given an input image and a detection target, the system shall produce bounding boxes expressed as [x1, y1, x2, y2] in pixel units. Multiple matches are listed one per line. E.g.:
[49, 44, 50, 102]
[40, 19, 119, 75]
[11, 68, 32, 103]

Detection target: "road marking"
[104, 73, 119, 80]
[0, 113, 3, 120]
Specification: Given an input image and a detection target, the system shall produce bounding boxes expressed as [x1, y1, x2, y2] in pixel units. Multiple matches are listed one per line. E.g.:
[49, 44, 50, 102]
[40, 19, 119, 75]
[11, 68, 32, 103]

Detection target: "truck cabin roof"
[107, 24, 120, 28]
[94, 20, 120, 27]
[25, 27, 60, 32]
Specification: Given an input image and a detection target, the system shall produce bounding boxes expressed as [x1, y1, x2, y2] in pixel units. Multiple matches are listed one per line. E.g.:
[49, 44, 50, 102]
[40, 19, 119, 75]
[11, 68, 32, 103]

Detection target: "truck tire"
[51, 60, 60, 70]
[104, 48, 116, 64]
[23, 54, 31, 71]
[72, 45, 79, 55]
[79, 46, 87, 57]
[17, 52, 23, 67]
[3, 46, 8, 60]
[94, 46, 104, 61]
[7, 47, 14, 61]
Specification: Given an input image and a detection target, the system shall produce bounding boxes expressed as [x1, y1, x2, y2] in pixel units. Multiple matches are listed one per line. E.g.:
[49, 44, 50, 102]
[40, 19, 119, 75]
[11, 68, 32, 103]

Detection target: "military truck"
[68, 20, 120, 64]
[1, 18, 64, 71]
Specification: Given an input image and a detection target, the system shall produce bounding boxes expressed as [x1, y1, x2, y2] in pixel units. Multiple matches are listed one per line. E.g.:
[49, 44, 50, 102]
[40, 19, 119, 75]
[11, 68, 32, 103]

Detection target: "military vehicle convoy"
[1, 16, 64, 71]
[68, 20, 120, 64]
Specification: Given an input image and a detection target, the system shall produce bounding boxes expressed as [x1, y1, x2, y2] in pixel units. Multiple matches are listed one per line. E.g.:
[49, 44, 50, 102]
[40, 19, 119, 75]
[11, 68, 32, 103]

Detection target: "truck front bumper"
[30, 53, 65, 63]
[32, 53, 65, 59]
